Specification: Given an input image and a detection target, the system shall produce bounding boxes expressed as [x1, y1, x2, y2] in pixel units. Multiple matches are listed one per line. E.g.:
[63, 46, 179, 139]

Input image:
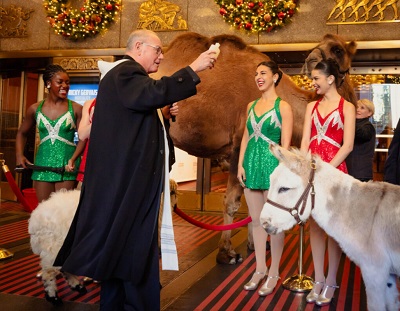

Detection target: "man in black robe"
[54, 29, 217, 310]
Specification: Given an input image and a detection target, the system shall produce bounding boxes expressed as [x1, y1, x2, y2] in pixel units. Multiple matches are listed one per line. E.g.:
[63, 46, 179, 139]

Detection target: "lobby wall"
[1, 0, 400, 53]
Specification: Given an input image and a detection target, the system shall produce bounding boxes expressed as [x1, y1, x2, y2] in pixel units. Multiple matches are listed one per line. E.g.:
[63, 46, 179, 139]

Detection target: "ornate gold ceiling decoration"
[0, 5, 34, 38]
[136, 0, 188, 31]
[53, 56, 114, 71]
[326, 0, 399, 24]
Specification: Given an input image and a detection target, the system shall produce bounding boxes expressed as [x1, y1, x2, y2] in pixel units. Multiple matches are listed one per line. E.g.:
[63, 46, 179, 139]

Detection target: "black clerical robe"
[54, 56, 200, 285]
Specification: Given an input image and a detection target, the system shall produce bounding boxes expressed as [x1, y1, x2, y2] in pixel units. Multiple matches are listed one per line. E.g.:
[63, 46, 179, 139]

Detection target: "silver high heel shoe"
[243, 271, 266, 291]
[316, 284, 339, 306]
[305, 280, 325, 303]
[258, 275, 280, 296]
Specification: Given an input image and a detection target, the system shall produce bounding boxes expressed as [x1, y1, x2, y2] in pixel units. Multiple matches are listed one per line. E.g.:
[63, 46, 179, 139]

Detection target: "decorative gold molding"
[0, 40, 399, 59]
[136, 0, 188, 31]
[0, 5, 34, 38]
[53, 56, 115, 71]
[327, 0, 400, 25]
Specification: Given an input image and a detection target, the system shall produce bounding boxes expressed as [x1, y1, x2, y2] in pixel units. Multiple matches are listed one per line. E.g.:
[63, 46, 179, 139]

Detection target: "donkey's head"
[260, 145, 315, 234]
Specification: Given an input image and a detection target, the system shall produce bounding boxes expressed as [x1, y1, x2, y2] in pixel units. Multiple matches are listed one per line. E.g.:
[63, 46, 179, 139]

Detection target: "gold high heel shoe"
[243, 271, 266, 291]
[316, 284, 339, 306]
[258, 275, 280, 296]
[305, 280, 325, 303]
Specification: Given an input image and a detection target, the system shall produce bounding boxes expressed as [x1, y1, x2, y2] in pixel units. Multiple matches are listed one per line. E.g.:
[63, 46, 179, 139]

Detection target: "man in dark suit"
[384, 118, 400, 185]
[54, 29, 217, 310]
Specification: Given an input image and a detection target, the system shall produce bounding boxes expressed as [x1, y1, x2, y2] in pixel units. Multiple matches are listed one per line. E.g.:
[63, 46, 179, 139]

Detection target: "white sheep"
[28, 180, 180, 305]
[28, 189, 86, 305]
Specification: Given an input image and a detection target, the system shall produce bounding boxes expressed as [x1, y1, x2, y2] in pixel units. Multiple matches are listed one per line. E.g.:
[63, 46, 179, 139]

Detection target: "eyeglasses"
[141, 42, 164, 56]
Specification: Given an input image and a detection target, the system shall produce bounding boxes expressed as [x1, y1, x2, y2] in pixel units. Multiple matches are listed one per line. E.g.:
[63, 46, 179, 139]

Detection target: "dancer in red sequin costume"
[301, 59, 355, 307]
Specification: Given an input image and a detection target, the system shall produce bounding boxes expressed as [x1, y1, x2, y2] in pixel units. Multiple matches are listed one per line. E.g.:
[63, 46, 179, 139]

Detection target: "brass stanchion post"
[282, 224, 313, 292]
[0, 153, 15, 260]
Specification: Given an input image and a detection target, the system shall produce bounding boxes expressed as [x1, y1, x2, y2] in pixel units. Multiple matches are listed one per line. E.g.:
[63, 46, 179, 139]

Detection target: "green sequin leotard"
[32, 100, 79, 182]
[243, 97, 282, 190]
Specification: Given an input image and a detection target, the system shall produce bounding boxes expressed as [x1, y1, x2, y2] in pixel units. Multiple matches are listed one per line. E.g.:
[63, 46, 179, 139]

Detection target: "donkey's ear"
[270, 144, 294, 164]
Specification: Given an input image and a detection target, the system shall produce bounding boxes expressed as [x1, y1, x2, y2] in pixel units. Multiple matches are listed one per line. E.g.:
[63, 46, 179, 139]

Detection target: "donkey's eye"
[278, 187, 290, 193]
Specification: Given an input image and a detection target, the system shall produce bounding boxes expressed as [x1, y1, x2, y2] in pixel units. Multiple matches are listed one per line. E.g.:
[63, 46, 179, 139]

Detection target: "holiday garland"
[215, 0, 298, 32]
[43, 0, 121, 40]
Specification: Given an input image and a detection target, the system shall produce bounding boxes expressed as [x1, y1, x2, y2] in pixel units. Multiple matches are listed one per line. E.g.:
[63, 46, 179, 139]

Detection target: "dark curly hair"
[314, 58, 343, 88]
[256, 60, 283, 86]
[42, 64, 68, 86]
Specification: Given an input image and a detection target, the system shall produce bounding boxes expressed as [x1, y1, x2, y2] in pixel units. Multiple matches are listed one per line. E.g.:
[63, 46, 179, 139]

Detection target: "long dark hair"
[314, 58, 342, 88]
[257, 60, 283, 86]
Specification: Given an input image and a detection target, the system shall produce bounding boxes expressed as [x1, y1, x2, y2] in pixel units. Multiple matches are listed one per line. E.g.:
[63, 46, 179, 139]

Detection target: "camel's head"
[302, 33, 357, 79]
[260, 145, 315, 234]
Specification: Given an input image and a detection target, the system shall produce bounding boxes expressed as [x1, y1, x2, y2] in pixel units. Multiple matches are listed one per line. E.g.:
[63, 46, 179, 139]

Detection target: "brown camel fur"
[153, 32, 357, 264]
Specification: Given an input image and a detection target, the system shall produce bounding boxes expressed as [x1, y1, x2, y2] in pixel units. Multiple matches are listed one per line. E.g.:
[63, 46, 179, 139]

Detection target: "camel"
[260, 145, 400, 311]
[154, 33, 357, 264]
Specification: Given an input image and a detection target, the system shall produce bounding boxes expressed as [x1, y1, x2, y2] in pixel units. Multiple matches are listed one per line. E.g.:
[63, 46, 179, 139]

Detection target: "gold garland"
[43, 0, 121, 40]
[215, 0, 298, 32]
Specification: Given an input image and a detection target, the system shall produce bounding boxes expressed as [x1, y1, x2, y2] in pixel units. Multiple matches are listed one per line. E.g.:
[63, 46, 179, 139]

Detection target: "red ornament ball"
[105, 4, 113, 11]
[236, 0, 243, 5]
[258, 2, 263, 7]
[277, 12, 286, 19]
[248, 2, 255, 9]
[219, 8, 227, 15]
[245, 22, 252, 30]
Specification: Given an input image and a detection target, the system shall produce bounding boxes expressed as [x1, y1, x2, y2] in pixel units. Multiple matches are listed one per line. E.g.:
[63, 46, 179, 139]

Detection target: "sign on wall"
[68, 84, 98, 106]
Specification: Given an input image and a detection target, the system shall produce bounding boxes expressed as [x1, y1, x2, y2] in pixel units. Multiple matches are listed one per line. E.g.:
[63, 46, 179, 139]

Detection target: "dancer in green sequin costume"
[238, 61, 293, 297]
[16, 65, 84, 204]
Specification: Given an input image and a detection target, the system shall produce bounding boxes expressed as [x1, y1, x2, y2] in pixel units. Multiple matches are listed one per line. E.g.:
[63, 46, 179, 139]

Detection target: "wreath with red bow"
[215, 0, 298, 32]
[43, 0, 121, 40]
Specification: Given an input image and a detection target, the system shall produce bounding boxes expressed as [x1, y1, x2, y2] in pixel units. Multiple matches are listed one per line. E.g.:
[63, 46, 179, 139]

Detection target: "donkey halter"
[266, 159, 316, 225]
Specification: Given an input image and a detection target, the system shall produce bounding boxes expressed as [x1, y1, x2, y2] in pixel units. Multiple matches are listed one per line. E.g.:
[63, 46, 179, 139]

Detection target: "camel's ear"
[346, 41, 357, 59]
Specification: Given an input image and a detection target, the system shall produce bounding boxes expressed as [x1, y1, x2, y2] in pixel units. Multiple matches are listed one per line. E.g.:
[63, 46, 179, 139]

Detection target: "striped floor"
[167, 225, 369, 311]
[0, 200, 380, 310]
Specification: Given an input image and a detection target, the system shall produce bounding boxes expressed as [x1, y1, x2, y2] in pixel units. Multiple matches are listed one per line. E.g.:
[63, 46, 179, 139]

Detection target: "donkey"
[260, 144, 400, 311]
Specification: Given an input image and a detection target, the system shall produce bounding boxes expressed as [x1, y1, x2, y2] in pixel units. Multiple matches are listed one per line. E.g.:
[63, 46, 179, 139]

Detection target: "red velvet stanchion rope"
[174, 206, 252, 231]
[1, 164, 35, 213]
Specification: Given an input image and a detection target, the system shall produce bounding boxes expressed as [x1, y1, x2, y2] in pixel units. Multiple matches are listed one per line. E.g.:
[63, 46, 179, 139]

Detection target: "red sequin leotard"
[309, 97, 347, 173]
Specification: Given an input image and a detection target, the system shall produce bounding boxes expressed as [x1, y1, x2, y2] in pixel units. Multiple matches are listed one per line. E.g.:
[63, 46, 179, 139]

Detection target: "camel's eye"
[332, 46, 344, 58]
[278, 187, 290, 193]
